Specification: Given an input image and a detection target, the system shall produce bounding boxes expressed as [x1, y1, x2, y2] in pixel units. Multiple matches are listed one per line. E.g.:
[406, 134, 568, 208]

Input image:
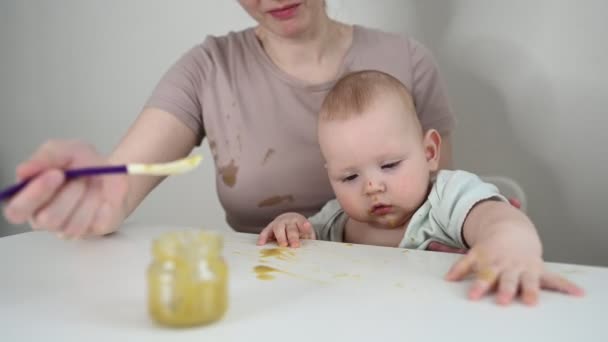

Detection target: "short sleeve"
[308, 199, 348, 242]
[428, 170, 508, 247]
[144, 44, 209, 145]
[409, 39, 456, 135]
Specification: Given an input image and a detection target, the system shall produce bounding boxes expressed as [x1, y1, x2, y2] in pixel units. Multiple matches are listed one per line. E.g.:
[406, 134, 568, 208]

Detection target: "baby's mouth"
[369, 204, 393, 216]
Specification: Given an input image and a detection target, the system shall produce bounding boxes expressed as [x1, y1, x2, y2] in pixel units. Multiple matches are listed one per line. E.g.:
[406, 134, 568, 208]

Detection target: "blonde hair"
[319, 70, 417, 123]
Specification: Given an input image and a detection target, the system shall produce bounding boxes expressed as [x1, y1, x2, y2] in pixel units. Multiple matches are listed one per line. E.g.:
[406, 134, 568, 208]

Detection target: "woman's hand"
[3, 140, 129, 239]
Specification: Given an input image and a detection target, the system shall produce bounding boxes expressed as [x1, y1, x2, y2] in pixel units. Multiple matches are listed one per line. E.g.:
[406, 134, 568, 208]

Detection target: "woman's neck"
[255, 18, 352, 83]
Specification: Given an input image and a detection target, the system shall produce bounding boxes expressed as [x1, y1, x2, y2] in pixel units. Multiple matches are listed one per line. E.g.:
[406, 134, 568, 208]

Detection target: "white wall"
[1, 1, 606, 266]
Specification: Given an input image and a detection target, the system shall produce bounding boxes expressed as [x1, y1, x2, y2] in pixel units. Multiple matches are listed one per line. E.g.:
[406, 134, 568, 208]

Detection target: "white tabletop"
[1, 223, 606, 341]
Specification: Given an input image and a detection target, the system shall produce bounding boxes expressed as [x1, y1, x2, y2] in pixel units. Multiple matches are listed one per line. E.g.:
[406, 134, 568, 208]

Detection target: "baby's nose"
[364, 179, 386, 194]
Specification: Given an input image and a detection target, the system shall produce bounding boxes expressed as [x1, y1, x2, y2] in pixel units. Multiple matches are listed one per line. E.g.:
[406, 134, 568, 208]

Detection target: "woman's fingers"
[62, 181, 102, 239]
[15, 140, 75, 181]
[33, 179, 87, 232]
[4, 169, 65, 224]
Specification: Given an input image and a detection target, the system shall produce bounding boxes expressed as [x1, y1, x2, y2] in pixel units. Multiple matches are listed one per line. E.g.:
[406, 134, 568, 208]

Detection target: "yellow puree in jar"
[147, 230, 228, 327]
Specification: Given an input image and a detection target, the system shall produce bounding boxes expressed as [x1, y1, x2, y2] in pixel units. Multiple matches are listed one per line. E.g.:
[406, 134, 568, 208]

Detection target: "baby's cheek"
[393, 178, 423, 205]
[335, 193, 362, 218]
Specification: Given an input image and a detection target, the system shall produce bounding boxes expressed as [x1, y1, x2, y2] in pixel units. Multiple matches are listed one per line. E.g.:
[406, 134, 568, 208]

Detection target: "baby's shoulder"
[433, 169, 483, 189]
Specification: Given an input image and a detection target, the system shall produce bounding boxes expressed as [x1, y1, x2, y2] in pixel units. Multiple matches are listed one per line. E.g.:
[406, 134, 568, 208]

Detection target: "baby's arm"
[462, 200, 540, 253]
[427, 170, 583, 305]
[447, 196, 584, 305]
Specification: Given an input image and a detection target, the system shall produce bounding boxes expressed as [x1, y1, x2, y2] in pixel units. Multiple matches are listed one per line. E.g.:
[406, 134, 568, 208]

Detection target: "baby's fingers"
[445, 251, 477, 281]
[520, 272, 540, 306]
[298, 220, 316, 240]
[257, 225, 277, 246]
[469, 266, 500, 300]
[496, 269, 520, 306]
[286, 224, 301, 248]
[540, 272, 585, 297]
[273, 223, 289, 247]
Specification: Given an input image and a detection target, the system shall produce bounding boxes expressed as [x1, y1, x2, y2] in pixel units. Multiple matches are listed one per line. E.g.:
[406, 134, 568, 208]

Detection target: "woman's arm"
[109, 107, 199, 218]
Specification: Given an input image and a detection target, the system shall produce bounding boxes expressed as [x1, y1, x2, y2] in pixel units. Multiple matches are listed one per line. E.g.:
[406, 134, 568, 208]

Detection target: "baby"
[257, 70, 583, 305]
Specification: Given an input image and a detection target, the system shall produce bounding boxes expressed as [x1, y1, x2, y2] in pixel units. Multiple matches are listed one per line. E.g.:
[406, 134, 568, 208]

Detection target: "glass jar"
[147, 230, 228, 327]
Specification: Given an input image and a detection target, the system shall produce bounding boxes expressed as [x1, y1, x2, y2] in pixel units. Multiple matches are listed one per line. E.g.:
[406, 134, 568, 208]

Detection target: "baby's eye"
[342, 174, 358, 182]
[381, 161, 402, 170]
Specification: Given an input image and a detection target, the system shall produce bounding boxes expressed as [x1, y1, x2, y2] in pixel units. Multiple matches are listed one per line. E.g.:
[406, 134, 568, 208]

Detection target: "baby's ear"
[423, 129, 442, 171]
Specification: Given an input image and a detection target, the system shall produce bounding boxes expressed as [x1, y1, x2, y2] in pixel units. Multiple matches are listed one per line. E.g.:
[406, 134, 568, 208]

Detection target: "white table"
[1, 223, 606, 341]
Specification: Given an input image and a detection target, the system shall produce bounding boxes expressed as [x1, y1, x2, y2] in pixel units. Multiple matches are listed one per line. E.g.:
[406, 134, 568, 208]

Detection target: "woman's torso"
[146, 25, 455, 233]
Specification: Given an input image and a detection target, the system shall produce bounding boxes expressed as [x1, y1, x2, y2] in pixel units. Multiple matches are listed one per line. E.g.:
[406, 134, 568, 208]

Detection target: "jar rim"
[152, 230, 223, 259]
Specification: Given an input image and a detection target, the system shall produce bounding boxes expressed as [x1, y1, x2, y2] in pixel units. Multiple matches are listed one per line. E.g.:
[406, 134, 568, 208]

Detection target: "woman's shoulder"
[349, 25, 439, 86]
[198, 27, 256, 54]
[353, 25, 423, 54]
[349, 25, 438, 79]
[169, 27, 257, 72]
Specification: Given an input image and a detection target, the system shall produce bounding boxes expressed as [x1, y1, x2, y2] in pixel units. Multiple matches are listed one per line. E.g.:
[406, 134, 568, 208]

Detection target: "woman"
[3, 0, 455, 239]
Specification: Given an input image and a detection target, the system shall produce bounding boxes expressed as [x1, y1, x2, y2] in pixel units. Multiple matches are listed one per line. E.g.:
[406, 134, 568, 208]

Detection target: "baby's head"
[318, 70, 442, 228]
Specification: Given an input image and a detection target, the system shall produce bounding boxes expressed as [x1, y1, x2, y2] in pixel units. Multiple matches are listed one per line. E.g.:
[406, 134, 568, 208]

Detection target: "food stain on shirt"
[209, 139, 219, 162]
[262, 148, 275, 165]
[219, 159, 238, 187]
[257, 195, 294, 208]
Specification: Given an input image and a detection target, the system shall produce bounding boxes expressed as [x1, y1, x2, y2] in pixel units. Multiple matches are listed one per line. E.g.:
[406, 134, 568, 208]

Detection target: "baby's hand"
[257, 213, 315, 248]
[445, 237, 584, 305]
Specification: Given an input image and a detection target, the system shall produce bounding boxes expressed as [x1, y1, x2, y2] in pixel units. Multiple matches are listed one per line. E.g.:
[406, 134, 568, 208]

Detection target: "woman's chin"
[266, 18, 311, 38]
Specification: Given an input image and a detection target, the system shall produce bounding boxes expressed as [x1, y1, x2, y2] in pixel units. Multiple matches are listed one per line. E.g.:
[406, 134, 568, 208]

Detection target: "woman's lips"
[268, 3, 300, 20]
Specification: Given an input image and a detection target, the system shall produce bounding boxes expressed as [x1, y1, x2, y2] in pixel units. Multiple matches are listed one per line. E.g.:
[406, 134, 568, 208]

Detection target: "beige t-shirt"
[145, 25, 455, 233]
